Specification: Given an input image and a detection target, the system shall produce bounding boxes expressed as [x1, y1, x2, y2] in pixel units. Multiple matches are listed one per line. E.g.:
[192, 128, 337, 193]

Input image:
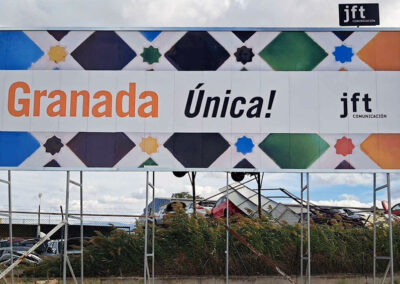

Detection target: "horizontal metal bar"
[2, 166, 400, 174]
[375, 184, 388, 191]
[376, 256, 391, 260]
[266, 196, 292, 199]
[0, 213, 9, 217]
[0, 179, 10, 185]
[69, 180, 82, 187]
[1, 27, 400, 32]
[0, 210, 144, 218]
[67, 251, 82, 255]
[146, 253, 154, 257]
[68, 215, 82, 220]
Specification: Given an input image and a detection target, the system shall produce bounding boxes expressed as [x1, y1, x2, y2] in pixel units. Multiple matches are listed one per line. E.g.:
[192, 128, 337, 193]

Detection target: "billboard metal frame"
[0, 26, 397, 283]
[1, 170, 395, 284]
[0, 27, 400, 31]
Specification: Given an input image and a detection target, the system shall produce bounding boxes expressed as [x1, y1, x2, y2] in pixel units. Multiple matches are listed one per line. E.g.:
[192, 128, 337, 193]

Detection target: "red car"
[382, 201, 400, 216]
[211, 196, 243, 218]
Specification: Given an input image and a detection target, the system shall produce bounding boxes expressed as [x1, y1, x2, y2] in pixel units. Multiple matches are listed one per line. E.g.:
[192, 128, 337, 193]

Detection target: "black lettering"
[340, 92, 348, 118]
[184, 83, 204, 118]
[246, 97, 263, 118]
[230, 97, 246, 118]
[203, 97, 220, 117]
[363, 94, 372, 112]
[220, 90, 230, 118]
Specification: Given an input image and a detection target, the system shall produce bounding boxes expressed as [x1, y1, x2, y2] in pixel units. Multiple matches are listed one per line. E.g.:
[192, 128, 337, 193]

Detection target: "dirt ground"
[5, 274, 400, 284]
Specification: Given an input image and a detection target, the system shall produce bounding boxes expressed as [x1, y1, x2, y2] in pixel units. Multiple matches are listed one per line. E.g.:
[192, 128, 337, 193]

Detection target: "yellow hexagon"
[48, 45, 67, 63]
[139, 137, 159, 155]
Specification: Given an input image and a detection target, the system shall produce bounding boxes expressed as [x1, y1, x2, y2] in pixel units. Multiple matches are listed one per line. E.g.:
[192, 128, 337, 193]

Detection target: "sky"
[0, 0, 399, 219]
[0, 0, 399, 28]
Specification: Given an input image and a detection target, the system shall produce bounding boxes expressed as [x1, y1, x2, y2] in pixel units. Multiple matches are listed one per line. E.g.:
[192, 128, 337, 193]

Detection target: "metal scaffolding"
[0, 171, 397, 284]
[63, 171, 84, 284]
[300, 173, 311, 284]
[0, 171, 13, 284]
[144, 171, 156, 284]
[226, 172, 230, 284]
[373, 173, 394, 284]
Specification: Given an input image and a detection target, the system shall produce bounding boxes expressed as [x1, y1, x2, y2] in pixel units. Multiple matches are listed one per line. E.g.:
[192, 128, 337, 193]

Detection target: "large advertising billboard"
[0, 30, 399, 171]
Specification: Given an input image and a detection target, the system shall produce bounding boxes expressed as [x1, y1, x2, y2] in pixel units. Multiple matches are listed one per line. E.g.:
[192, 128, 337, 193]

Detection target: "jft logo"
[340, 92, 386, 119]
[343, 5, 366, 23]
[340, 92, 371, 118]
[339, 3, 379, 26]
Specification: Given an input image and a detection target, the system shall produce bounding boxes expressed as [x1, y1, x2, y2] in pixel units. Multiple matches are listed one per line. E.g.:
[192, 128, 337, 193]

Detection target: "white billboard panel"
[0, 71, 399, 171]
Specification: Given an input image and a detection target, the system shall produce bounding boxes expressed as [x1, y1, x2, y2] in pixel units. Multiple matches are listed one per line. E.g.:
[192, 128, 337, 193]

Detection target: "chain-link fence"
[0, 211, 139, 239]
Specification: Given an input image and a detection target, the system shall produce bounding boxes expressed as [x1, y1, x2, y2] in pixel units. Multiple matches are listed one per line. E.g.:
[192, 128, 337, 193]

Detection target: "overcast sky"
[0, 0, 399, 222]
[0, 0, 399, 28]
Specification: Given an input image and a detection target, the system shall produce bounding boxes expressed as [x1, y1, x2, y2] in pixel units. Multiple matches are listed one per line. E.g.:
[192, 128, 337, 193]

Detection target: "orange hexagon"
[139, 137, 159, 155]
[48, 45, 67, 63]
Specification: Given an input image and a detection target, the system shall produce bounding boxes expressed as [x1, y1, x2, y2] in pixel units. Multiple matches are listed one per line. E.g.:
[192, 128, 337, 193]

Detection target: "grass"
[23, 207, 400, 278]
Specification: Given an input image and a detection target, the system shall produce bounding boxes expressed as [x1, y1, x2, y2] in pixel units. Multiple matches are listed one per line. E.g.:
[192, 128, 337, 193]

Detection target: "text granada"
[7, 82, 158, 118]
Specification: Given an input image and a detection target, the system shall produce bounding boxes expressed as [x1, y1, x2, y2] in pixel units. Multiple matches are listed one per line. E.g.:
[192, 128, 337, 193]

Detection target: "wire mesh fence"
[0, 211, 139, 239]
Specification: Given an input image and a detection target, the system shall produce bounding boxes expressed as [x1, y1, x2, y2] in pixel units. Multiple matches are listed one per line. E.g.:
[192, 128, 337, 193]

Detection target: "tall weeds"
[24, 210, 400, 278]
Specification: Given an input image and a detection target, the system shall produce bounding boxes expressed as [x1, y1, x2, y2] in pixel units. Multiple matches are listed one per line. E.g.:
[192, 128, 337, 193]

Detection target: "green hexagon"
[259, 133, 329, 169]
[259, 32, 328, 71]
[140, 46, 161, 64]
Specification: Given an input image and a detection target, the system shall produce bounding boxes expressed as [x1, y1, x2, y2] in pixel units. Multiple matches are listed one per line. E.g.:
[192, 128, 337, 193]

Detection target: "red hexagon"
[334, 136, 355, 156]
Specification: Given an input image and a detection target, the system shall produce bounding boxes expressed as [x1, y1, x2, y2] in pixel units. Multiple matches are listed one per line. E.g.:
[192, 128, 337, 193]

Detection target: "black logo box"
[339, 3, 380, 26]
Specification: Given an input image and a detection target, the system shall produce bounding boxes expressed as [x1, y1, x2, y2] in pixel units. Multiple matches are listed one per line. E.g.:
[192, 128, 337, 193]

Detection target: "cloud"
[312, 173, 372, 187]
[0, 0, 399, 27]
[313, 199, 372, 208]
[340, 193, 359, 201]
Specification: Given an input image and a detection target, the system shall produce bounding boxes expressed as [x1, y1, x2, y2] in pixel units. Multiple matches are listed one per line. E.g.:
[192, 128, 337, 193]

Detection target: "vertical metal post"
[387, 173, 394, 284]
[373, 173, 394, 284]
[63, 171, 70, 284]
[8, 171, 14, 284]
[191, 172, 197, 216]
[300, 173, 304, 284]
[300, 173, 311, 284]
[226, 172, 229, 284]
[256, 173, 262, 218]
[144, 171, 149, 284]
[151, 172, 155, 284]
[37, 197, 41, 238]
[373, 173, 376, 284]
[80, 171, 84, 284]
[306, 173, 311, 284]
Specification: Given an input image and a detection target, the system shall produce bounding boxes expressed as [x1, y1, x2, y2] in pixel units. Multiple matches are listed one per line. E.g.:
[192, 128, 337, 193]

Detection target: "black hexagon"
[67, 132, 135, 167]
[44, 135, 64, 155]
[234, 46, 254, 64]
[164, 133, 230, 168]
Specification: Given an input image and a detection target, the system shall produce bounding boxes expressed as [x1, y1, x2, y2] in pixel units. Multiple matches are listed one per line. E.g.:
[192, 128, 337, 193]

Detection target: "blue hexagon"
[140, 31, 161, 42]
[333, 45, 354, 63]
[0, 32, 44, 70]
[234, 136, 254, 155]
[0, 132, 40, 166]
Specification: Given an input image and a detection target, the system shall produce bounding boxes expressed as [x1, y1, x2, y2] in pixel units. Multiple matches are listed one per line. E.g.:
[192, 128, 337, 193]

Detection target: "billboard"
[0, 30, 399, 171]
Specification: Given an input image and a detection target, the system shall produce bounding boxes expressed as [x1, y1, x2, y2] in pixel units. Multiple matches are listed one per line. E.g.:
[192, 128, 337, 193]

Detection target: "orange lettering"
[8, 81, 30, 117]
[116, 83, 136, 117]
[92, 90, 112, 117]
[138, 91, 158, 118]
[47, 90, 66, 117]
[70, 90, 90, 117]
[33, 90, 47, 116]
